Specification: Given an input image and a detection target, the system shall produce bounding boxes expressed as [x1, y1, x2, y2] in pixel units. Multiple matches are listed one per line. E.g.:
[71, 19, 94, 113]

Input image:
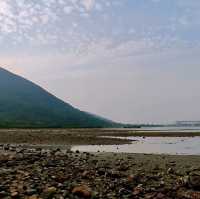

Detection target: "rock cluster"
[0, 145, 200, 198]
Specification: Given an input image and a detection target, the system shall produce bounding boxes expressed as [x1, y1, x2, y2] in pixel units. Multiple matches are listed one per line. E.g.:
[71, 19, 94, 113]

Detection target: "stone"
[119, 188, 132, 196]
[11, 191, 19, 198]
[26, 189, 37, 196]
[128, 174, 135, 183]
[153, 164, 160, 170]
[46, 187, 57, 193]
[144, 192, 157, 199]
[97, 168, 106, 176]
[41, 187, 57, 198]
[189, 172, 200, 189]
[0, 191, 8, 197]
[128, 174, 140, 183]
[178, 176, 189, 186]
[156, 193, 166, 198]
[72, 185, 91, 198]
[28, 196, 40, 199]
[160, 180, 165, 186]
[167, 168, 174, 174]
[107, 170, 121, 178]
[177, 190, 200, 199]
[133, 184, 144, 196]
[82, 170, 89, 178]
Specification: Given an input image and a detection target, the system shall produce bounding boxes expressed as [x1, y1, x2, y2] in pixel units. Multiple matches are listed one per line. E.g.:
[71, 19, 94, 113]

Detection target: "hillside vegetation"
[0, 67, 118, 128]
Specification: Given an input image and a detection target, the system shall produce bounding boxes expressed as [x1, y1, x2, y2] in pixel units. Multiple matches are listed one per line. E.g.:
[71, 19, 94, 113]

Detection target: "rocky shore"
[1, 129, 200, 146]
[0, 145, 200, 198]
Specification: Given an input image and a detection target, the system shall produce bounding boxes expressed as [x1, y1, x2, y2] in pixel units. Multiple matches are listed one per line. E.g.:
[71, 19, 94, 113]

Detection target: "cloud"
[0, 0, 200, 123]
[63, 6, 74, 14]
[177, 0, 200, 8]
[81, 0, 95, 11]
[151, 0, 160, 3]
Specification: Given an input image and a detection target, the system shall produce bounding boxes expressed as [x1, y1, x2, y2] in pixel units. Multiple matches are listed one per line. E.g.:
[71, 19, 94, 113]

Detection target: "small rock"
[153, 164, 160, 170]
[26, 188, 37, 196]
[160, 180, 165, 186]
[82, 171, 89, 178]
[178, 176, 189, 186]
[107, 170, 121, 178]
[128, 174, 139, 183]
[97, 168, 105, 176]
[72, 185, 91, 198]
[0, 191, 8, 197]
[156, 193, 165, 198]
[119, 188, 132, 196]
[189, 172, 200, 189]
[144, 192, 157, 199]
[28, 196, 39, 199]
[42, 187, 57, 198]
[133, 184, 144, 196]
[177, 190, 200, 199]
[46, 187, 57, 193]
[128, 174, 135, 182]
[11, 191, 19, 198]
[167, 168, 174, 174]
[169, 161, 176, 166]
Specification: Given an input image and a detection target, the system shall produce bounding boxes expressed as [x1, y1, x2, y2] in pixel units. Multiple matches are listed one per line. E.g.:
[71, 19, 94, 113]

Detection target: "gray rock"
[189, 172, 200, 189]
[26, 189, 38, 196]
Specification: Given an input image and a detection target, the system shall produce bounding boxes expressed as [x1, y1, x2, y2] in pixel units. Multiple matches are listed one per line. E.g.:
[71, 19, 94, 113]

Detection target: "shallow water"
[72, 136, 200, 155]
[141, 126, 200, 132]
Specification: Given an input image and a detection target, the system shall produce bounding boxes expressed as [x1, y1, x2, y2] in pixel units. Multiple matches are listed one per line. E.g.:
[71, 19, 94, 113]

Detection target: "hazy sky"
[0, 0, 200, 123]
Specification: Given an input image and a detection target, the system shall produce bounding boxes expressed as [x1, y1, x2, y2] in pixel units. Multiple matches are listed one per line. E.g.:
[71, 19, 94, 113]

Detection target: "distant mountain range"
[0, 67, 120, 128]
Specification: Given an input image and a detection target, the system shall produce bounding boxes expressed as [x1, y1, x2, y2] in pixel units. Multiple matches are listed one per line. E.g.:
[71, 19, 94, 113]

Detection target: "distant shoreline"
[0, 129, 200, 146]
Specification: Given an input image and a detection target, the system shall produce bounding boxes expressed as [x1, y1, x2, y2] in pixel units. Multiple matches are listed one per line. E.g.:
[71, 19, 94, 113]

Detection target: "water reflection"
[72, 137, 200, 155]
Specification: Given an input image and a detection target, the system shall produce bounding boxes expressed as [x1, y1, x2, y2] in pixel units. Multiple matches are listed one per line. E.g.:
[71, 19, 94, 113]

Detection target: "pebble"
[189, 172, 200, 189]
[0, 146, 199, 199]
[167, 167, 174, 174]
[11, 191, 19, 198]
[72, 185, 92, 198]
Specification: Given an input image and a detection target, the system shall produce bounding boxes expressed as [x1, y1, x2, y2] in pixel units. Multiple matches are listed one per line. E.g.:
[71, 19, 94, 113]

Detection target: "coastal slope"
[0, 67, 118, 128]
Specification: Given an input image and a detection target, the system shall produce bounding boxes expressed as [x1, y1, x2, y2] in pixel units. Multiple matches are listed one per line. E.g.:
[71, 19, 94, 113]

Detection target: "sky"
[0, 0, 200, 124]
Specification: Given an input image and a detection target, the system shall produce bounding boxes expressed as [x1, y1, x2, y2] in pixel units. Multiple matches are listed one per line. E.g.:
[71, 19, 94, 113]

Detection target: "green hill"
[0, 67, 119, 128]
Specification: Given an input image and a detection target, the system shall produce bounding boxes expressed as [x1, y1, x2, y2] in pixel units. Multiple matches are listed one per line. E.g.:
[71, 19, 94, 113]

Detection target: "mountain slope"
[0, 67, 118, 128]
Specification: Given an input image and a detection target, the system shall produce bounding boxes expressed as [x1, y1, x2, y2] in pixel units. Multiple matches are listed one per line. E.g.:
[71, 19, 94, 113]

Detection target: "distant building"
[176, 121, 200, 126]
